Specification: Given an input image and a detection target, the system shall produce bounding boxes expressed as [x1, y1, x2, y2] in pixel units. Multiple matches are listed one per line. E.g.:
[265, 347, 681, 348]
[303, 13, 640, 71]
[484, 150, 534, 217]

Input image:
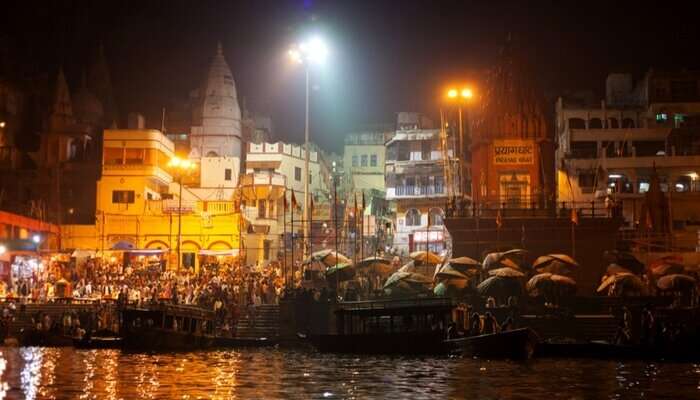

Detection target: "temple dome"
[73, 86, 104, 125]
[193, 43, 241, 128]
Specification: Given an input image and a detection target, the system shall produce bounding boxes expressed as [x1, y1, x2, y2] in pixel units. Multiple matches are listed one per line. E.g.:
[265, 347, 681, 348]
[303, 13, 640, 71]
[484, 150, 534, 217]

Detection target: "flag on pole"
[310, 196, 314, 213]
[354, 194, 358, 216]
[496, 209, 503, 229]
[571, 208, 579, 225]
[283, 192, 289, 212]
[361, 191, 366, 210]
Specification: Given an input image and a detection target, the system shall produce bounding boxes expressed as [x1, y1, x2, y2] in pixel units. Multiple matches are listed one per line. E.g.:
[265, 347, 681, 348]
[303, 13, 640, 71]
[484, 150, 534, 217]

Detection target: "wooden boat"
[120, 304, 217, 350]
[445, 328, 540, 359]
[73, 335, 123, 349]
[20, 329, 74, 347]
[312, 297, 454, 355]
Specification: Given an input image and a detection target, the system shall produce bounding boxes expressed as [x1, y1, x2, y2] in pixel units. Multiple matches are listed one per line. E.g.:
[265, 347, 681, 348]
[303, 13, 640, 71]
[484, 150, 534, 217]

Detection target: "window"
[405, 209, 421, 226]
[352, 155, 358, 167]
[112, 190, 135, 204]
[435, 176, 445, 194]
[370, 154, 377, 167]
[224, 168, 232, 181]
[656, 113, 668, 123]
[294, 167, 302, 181]
[421, 140, 432, 160]
[361, 155, 368, 167]
[258, 200, 267, 218]
[589, 118, 603, 129]
[429, 208, 444, 226]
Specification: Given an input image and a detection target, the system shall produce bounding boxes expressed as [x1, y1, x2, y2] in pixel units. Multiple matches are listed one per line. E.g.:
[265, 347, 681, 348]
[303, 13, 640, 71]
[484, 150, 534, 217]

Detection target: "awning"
[71, 249, 96, 258]
[199, 249, 240, 257]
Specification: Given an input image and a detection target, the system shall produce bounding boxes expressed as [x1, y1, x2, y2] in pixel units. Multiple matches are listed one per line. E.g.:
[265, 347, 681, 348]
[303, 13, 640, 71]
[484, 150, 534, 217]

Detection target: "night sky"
[2, 0, 699, 152]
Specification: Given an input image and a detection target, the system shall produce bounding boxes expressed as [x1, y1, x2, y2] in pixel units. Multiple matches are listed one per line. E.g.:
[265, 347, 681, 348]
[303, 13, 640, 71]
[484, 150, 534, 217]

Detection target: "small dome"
[73, 86, 104, 125]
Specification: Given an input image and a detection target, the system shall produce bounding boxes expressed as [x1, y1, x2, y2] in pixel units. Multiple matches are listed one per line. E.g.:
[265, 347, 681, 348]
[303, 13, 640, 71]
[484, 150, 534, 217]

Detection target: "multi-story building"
[343, 130, 393, 254]
[385, 112, 458, 255]
[61, 128, 242, 271]
[239, 141, 331, 265]
[556, 69, 700, 236]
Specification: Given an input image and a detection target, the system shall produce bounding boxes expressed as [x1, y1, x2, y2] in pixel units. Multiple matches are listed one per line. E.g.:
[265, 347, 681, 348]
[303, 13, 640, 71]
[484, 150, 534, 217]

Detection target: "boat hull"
[446, 328, 539, 359]
[537, 341, 700, 361]
[73, 336, 123, 349]
[20, 330, 73, 347]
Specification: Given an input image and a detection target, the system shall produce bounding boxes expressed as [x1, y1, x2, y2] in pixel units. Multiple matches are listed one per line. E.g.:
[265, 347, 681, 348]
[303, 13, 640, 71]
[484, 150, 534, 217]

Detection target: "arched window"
[608, 118, 619, 129]
[589, 118, 603, 129]
[405, 208, 422, 226]
[206, 151, 219, 157]
[429, 208, 444, 226]
[622, 118, 635, 128]
[568, 118, 586, 129]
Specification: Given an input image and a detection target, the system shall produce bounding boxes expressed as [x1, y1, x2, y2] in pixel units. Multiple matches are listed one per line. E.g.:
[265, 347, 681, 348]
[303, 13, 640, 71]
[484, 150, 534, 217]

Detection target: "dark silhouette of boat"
[312, 297, 454, 354]
[73, 335, 123, 349]
[20, 329, 73, 347]
[214, 336, 278, 347]
[120, 304, 217, 350]
[445, 328, 540, 359]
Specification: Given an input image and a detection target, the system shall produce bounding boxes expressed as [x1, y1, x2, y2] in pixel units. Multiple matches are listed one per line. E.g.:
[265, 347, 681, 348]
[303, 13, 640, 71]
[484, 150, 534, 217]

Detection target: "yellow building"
[61, 129, 241, 272]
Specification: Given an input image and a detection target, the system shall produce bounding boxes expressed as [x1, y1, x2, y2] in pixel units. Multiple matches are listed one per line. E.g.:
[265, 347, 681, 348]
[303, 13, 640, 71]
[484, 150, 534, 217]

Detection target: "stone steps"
[235, 304, 280, 339]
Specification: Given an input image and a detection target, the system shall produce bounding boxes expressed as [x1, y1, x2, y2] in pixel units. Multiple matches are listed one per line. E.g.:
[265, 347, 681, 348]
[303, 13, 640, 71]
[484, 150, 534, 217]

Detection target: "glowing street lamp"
[168, 156, 197, 271]
[445, 86, 476, 198]
[0, 244, 6, 255]
[288, 35, 330, 261]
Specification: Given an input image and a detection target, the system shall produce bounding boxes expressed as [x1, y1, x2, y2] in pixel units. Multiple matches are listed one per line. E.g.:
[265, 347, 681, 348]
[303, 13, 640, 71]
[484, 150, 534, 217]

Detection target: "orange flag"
[496, 209, 503, 229]
[283, 193, 289, 212]
[571, 208, 579, 225]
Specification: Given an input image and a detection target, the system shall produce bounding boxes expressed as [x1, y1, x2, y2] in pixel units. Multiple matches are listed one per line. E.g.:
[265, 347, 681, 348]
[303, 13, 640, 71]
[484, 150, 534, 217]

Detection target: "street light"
[288, 35, 330, 260]
[0, 244, 6, 255]
[446, 86, 476, 199]
[168, 156, 197, 271]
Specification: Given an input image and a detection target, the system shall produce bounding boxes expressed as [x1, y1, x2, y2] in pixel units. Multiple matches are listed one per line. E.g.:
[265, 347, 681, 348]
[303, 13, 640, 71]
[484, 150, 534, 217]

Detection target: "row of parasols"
[597, 251, 698, 296]
[307, 248, 698, 298]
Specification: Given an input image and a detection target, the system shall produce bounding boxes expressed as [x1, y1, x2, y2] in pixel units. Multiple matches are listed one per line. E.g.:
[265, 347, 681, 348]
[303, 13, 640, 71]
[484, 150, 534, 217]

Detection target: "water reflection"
[0, 347, 699, 399]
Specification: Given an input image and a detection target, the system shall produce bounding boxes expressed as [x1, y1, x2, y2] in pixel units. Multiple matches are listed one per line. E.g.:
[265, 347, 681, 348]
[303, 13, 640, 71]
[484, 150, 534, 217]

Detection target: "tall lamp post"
[167, 156, 197, 271]
[446, 87, 474, 200]
[288, 35, 329, 260]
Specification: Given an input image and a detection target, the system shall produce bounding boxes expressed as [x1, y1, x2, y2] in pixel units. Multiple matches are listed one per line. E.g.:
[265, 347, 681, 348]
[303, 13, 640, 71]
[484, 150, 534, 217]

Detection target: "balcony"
[239, 172, 286, 200]
[103, 162, 172, 183]
[386, 185, 447, 200]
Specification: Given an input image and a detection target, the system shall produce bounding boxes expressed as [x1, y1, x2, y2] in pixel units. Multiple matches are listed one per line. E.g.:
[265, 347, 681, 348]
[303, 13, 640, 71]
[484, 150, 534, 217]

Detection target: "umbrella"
[533, 254, 579, 270]
[656, 274, 697, 291]
[309, 249, 333, 262]
[111, 241, 134, 250]
[483, 252, 521, 271]
[409, 251, 443, 264]
[606, 264, 633, 276]
[603, 250, 645, 274]
[355, 257, 393, 275]
[526, 273, 553, 296]
[403, 272, 433, 285]
[449, 256, 481, 269]
[433, 282, 448, 296]
[550, 274, 577, 287]
[650, 263, 685, 277]
[435, 264, 472, 281]
[323, 251, 352, 266]
[384, 271, 412, 288]
[398, 261, 416, 273]
[488, 267, 525, 278]
[536, 260, 572, 275]
[597, 273, 646, 295]
[476, 275, 522, 298]
[325, 263, 356, 282]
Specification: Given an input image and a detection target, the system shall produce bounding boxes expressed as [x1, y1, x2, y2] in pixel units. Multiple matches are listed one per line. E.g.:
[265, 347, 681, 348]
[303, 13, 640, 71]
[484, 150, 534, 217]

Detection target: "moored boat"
[312, 297, 454, 355]
[20, 329, 74, 347]
[214, 336, 278, 348]
[120, 304, 217, 351]
[73, 335, 123, 349]
[537, 340, 700, 361]
[445, 328, 540, 359]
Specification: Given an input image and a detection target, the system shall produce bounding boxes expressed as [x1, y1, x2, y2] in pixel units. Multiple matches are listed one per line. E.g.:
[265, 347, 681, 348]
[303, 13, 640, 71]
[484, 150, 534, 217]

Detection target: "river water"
[0, 346, 699, 399]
